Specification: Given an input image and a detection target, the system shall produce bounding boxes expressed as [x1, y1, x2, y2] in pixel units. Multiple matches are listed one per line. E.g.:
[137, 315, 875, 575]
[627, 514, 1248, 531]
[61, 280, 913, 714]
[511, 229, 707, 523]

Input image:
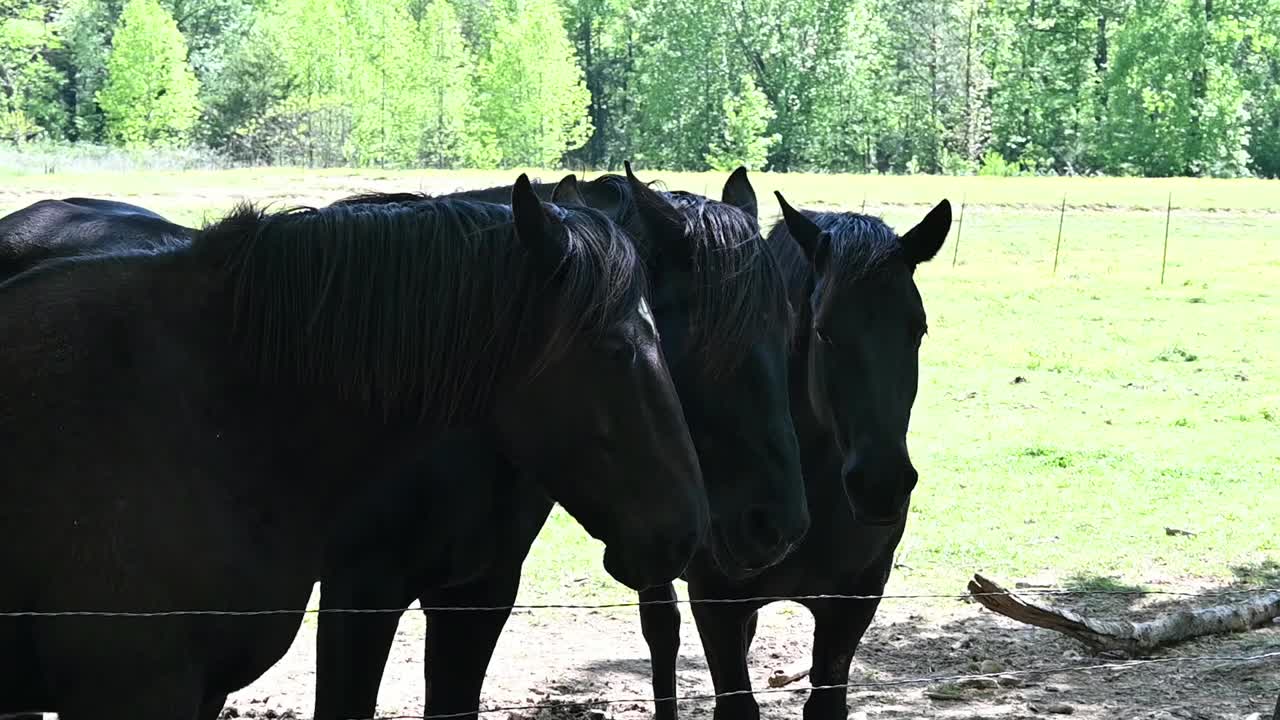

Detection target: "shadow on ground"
[562, 565, 1280, 719]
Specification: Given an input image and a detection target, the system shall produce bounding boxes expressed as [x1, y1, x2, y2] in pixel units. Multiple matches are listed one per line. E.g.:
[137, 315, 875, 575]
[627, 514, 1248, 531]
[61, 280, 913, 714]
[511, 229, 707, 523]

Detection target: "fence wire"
[335, 650, 1279, 719]
[3, 585, 1278, 618]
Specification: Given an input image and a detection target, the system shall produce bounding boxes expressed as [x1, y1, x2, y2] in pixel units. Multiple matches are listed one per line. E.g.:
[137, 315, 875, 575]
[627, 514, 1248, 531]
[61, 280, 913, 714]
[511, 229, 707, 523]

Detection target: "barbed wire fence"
[7, 585, 1278, 718]
[6, 584, 1280, 617]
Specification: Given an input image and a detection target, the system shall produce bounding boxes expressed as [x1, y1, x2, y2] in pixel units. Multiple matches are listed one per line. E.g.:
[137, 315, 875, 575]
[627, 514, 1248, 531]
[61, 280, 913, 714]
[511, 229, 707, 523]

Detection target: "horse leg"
[691, 600, 760, 720]
[420, 564, 526, 720]
[313, 574, 415, 720]
[198, 693, 229, 720]
[639, 584, 681, 720]
[801, 593, 882, 720]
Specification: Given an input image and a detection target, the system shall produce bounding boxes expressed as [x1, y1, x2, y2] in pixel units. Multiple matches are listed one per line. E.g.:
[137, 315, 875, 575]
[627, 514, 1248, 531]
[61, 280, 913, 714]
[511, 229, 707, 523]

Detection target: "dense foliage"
[2, 0, 1278, 175]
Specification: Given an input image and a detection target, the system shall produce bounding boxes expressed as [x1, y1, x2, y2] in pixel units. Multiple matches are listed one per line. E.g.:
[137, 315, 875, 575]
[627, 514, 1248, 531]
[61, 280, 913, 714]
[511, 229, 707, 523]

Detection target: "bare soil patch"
[224, 585, 1279, 720]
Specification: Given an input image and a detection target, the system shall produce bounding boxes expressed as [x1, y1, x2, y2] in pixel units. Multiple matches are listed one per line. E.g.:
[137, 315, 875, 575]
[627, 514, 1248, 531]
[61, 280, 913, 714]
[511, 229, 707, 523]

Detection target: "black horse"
[312, 166, 810, 720]
[638, 194, 953, 720]
[0, 177, 709, 719]
[0, 197, 191, 278]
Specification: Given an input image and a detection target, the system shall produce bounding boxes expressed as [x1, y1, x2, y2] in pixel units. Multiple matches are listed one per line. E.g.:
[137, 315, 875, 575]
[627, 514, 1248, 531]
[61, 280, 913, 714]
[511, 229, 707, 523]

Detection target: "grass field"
[3, 167, 1277, 609]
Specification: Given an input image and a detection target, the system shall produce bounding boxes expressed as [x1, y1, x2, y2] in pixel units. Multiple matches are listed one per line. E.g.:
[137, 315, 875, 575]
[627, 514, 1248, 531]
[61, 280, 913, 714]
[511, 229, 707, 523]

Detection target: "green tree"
[255, 0, 355, 165]
[559, 0, 636, 167]
[475, 0, 592, 167]
[1233, 0, 1280, 176]
[985, 0, 1103, 173]
[627, 0, 743, 169]
[705, 74, 778, 170]
[415, 0, 482, 167]
[96, 0, 201, 147]
[715, 0, 855, 170]
[56, 0, 122, 141]
[801, 0, 898, 171]
[1098, 0, 1250, 176]
[345, 0, 426, 167]
[0, 1, 68, 143]
[197, 19, 291, 161]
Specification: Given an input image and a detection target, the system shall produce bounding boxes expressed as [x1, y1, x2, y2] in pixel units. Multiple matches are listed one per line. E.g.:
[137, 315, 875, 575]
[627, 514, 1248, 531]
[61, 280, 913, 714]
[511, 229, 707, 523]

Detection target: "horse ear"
[774, 191, 831, 273]
[551, 173, 586, 206]
[900, 199, 951, 265]
[721, 166, 758, 222]
[512, 173, 565, 272]
[624, 161, 687, 257]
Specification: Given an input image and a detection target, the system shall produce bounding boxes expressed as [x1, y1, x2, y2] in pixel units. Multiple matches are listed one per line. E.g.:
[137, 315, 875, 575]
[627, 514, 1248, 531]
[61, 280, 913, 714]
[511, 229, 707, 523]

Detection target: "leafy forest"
[2, 0, 1280, 176]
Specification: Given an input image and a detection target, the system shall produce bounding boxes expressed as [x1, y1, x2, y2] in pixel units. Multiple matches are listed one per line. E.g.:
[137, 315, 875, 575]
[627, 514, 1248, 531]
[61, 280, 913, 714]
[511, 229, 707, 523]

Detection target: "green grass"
[3, 168, 1276, 608]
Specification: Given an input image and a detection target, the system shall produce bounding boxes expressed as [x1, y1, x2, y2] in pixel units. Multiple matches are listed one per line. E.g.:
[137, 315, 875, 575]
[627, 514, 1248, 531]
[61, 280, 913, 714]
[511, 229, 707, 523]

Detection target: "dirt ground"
[222, 584, 1280, 720]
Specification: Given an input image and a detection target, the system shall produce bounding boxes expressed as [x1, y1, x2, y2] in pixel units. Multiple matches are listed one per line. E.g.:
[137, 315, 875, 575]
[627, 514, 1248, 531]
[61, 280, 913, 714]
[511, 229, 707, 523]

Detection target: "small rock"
[263, 710, 278, 720]
[1030, 702, 1074, 714]
[1044, 684, 1066, 693]
[242, 711, 258, 719]
[925, 683, 968, 701]
[1012, 376, 1028, 384]
[959, 678, 999, 690]
[220, 709, 240, 720]
[951, 637, 973, 650]
[278, 713, 297, 720]
[586, 710, 608, 720]
[998, 675, 1024, 688]
[979, 660, 1005, 673]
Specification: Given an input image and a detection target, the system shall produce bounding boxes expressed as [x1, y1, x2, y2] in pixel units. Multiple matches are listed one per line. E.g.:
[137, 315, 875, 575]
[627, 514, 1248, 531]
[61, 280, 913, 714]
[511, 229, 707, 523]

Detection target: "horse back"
[0, 198, 191, 280]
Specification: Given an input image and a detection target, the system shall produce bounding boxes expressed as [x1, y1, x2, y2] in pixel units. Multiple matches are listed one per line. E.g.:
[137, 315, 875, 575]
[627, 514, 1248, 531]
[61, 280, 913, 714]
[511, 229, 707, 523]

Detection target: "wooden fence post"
[951, 194, 967, 268]
[1160, 192, 1173, 285]
[1052, 195, 1067, 275]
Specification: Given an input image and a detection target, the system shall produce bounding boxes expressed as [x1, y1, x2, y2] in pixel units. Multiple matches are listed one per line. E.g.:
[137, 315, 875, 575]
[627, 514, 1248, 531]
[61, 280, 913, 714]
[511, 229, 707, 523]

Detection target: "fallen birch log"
[767, 667, 810, 688]
[967, 573, 1280, 657]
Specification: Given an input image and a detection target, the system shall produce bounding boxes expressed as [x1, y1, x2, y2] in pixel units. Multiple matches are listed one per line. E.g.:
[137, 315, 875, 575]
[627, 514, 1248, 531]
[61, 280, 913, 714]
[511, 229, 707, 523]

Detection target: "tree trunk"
[578, 7, 605, 167]
[969, 574, 1280, 657]
[1094, 13, 1108, 126]
[963, 2, 975, 160]
[1187, 0, 1214, 174]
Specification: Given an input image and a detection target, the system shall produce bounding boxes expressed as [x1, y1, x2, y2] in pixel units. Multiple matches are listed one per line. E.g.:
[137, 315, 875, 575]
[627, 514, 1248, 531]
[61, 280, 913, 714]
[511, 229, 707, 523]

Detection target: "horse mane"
[657, 189, 793, 376]
[331, 177, 789, 376]
[812, 212, 905, 284]
[333, 178, 560, 208]
[192, 196, 644, 422]
[769, 210, 904, 287]
[331, 191, 430, 206]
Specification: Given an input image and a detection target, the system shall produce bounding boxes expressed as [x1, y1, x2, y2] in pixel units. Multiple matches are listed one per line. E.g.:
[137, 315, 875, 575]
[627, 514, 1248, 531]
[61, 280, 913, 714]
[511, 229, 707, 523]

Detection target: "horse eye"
[617, 341, 639, 364]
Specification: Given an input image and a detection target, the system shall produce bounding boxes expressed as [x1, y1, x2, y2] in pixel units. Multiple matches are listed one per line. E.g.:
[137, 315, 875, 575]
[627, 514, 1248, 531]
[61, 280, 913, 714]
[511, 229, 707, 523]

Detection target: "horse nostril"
[744, 506, 785, 557]
[842, 465, 866, 498]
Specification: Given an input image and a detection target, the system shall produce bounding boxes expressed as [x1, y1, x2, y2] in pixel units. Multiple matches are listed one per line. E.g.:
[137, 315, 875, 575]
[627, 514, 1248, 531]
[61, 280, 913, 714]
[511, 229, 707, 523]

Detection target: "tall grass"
[0, 142, 236, 177]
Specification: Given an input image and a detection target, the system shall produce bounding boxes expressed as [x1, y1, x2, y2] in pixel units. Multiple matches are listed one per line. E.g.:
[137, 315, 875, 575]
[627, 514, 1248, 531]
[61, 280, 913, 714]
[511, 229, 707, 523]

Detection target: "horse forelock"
[657, 190, 794, 376]
[814, 212, 905, 285]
